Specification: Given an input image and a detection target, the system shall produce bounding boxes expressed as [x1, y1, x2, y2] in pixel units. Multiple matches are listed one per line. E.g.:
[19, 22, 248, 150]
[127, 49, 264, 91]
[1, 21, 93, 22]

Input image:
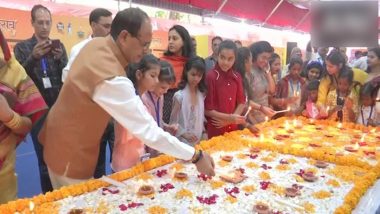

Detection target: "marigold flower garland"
[1, 117, 379, 213]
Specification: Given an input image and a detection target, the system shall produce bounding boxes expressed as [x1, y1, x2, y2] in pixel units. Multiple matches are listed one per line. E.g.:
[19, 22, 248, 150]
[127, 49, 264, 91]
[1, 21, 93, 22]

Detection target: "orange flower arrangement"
[1, 117, 379, 214]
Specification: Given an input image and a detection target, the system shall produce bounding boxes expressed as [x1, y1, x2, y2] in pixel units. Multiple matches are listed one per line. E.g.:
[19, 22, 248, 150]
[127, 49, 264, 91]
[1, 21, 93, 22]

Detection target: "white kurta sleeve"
[93, 76, 195, 160]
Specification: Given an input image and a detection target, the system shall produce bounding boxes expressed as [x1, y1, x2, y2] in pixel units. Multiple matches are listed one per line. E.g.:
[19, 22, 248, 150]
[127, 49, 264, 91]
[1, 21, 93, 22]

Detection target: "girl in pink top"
[112, 54, 160, 172]
[141, 60, 178, 157]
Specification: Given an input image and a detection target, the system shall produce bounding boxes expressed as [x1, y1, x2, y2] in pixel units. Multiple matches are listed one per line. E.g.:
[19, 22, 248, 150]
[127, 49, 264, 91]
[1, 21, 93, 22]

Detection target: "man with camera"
[14, 4, 68, 193]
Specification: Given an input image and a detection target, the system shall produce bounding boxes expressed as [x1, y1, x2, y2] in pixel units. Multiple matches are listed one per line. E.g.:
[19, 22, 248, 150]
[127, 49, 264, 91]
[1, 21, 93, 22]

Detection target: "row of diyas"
[248, 117, 379, 162]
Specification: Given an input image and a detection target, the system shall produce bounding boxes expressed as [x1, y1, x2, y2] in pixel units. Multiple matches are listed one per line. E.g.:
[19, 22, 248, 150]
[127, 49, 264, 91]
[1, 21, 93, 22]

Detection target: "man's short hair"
[110, 8, 149, 40]
[31, 4, 51, 22]
[89, 8, 112, 25]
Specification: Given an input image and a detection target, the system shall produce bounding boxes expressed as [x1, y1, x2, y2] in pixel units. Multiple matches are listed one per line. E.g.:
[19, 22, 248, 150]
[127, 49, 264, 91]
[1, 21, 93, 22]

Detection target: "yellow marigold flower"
[327, 179, 341, 187]
[270, 184, 285, 196]
[259, 171, 271, 180]
[217, 160, 229, 167]
[276, 164, 290, 171]
[175, 189, 193, 199]
[246, 162, 259, 168]
[302, 202, 316, 213]
[135, 173, 153, 181]
[288, 158, 298, 164]
[170, 163, 185, 171]
[307, 159, 317, 165]
[312, 190, 332, 199]
[237, 153, 247, 159]
[294, 175, 304, 182]
[148, 205, 168, 214]
[209, 180, 225, 189]
[261, 156, 274, 162]
[242, 185, 256, 193]
[225, 195, 238, 203]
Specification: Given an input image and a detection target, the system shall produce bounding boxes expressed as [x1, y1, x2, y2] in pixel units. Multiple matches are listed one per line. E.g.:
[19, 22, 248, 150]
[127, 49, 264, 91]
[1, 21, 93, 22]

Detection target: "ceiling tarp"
[131, 0, 311, 32]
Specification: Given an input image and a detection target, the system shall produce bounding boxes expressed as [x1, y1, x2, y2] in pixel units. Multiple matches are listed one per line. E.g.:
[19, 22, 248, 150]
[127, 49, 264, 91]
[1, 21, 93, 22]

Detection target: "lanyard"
[41, 58, 48, 77]
[361, 105, 373, 126]
[289, 79, 300, 96]
[148, 92, 160, 127]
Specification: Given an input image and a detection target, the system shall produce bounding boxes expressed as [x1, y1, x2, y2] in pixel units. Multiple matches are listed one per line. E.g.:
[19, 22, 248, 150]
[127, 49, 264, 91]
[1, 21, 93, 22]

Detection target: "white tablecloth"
[353, 179, 380, 214]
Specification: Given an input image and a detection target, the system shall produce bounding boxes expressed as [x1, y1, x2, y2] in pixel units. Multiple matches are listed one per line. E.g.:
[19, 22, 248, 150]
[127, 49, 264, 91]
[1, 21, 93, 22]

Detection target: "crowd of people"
[0, 5, 379, 204]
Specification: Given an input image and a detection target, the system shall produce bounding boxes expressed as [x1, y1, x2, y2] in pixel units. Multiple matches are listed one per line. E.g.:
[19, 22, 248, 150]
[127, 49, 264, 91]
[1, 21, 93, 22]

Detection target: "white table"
[353, 179, 380, 214]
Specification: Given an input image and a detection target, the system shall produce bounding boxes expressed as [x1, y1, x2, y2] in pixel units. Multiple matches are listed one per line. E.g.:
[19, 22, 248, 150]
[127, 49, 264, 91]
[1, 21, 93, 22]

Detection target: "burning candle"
[292, 119, 297, 127]
[264, 116, 268, 123]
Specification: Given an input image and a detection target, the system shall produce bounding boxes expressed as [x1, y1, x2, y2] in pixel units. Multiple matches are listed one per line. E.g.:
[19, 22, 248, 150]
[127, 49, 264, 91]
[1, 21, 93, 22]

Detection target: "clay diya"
[302, 172, 318, 182]
[221, 155, 233, 162]
[69, 209, 85, 214]
[285, 187, 300, 197]
[137, 185, 155, 195]
[220, 171, 247, 184]
[174, 172, 188, 179]
[274, 134, 290, 141]
[345, 145, 358, 153]
[315, 161, 329, 169]
[309, 143, 322, 148]
[253, 203, 270, 214]
[250, 147, 261, 153]
[286, 129, 295, 134]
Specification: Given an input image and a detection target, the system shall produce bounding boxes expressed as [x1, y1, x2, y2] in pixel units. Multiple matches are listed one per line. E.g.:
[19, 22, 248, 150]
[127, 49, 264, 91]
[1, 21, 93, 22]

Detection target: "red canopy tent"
[131, 0, 312, 32]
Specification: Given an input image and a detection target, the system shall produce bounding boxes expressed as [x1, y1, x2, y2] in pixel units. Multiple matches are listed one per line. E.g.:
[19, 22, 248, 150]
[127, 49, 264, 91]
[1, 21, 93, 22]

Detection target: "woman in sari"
[0, 29, 47, 203]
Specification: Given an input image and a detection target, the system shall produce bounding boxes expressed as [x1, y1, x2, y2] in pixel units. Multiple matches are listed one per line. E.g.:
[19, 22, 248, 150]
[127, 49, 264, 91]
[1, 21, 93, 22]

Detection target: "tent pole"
[213, 0, 228, 17]
[261, 0, 284, 27]
[294, 10, 310, 30]
[129, 0, 132, 8]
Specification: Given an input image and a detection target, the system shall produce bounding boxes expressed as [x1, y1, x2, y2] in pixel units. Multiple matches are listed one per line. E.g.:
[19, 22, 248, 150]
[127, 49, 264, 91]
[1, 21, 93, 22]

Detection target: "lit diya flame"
[308, 119, 315, 125]
[29, 201, 35, 211]
[293, 119, 302, 129]
[337, 123, 342, 129]
[284, 120, 290, 130]
[221, 155, 233, 162]
[253, 203, 270, 214]
[360, 134, 367, 143]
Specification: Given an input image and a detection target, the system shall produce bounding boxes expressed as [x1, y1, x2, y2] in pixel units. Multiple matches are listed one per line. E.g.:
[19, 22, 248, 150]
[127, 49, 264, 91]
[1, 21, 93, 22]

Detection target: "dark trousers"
[30, 113, 52, 193]
[93, 122, 114, 178]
